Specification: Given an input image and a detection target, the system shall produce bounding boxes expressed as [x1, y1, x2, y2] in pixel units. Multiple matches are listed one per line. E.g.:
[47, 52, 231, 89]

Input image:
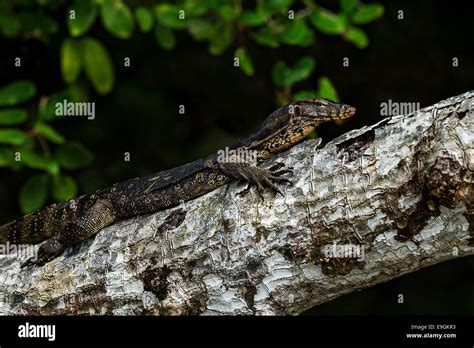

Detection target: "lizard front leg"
[218, 155, 293, 199]
[22, 198, 117, 267]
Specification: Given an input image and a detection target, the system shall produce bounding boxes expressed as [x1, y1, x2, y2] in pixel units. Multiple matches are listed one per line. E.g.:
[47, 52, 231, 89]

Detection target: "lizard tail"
[0, 208, 58, 245]
[1, 194, 91, 246]
[0, 219, 19, 244]
[0, 222, 9, 244]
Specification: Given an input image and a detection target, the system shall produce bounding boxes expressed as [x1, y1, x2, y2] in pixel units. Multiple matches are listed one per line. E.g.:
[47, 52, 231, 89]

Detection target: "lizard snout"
[340, 104, 356, 118]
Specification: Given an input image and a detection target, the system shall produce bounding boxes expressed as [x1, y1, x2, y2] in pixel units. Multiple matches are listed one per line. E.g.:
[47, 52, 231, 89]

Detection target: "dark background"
[0, 0, 473, 314]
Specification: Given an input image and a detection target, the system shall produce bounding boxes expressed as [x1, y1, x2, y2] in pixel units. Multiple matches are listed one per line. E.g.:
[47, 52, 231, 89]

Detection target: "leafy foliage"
[60, 39, 82, 83]
[81, 38, 115, 94]
[101, 0, 135, 39]
[52, 174, 78, 201]
[67, 0, 97, 37]
[272, 57, 316, 88]
[0, 81, 36, 106]
[0, 79, 93, 213]
[55, 142, 94, 170]
[135, 7, 154, 32]
[0, 0, 384, 213]
[235, 47, 254, 76]
[0, 109, 28, 126]
[19, 174, 49, 214]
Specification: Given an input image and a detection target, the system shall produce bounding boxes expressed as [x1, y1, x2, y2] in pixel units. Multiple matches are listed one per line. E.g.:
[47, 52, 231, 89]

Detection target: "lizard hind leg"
[22, 198, 118, 267]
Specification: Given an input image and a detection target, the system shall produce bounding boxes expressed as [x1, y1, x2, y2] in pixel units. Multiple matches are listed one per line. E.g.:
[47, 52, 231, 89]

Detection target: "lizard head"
[288, 98, 356, 124]
[239, 98, 356, 159]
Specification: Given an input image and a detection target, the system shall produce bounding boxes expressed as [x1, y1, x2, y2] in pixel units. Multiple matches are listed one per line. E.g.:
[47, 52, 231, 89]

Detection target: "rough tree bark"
[0, 92, 472, 315]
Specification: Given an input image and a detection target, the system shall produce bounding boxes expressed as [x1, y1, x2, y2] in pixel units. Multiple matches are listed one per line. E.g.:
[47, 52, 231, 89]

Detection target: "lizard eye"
[293, 105, 302, 116]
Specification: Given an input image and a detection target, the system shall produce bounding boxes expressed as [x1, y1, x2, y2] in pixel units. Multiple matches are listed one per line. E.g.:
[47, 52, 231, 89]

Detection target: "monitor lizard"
[0, 98, 356, 266]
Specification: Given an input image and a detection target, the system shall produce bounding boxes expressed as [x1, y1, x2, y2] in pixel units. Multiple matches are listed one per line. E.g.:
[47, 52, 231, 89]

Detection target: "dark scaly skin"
[0, 98, 356, 266]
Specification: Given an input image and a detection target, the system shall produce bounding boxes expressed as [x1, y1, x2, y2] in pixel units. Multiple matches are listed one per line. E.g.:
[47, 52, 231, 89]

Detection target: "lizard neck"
[239, 119, 318, 162]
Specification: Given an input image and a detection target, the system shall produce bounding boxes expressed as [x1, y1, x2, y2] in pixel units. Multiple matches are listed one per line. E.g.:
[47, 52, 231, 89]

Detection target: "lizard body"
[0, 98, 355, 265]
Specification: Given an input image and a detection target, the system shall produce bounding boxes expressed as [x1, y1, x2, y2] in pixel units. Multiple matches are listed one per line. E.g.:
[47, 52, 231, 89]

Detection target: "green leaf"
[135, 6, 154, 32]
[17, 137, 35, 151]
[272, 56, 316, 87]
[253, 25, 281, 48]
[183, 0, 210, 16]
[39, 88, 80, 122]
[316, 76, 339, 101]
[0, 129, 27, 145]
[39, 97, 63, 122]
[217, 4, 240, 21]
[66, 83, 89, 102]
[238, 8, 268, 26]
[60, 39, 82, 84]
[272, 62, 289, 87]
[101, 0, 134, 39]
[187, 19, 213, 41]
[19, 175, 49, 214]
[1, 16, 21, 37]
[345, 26, 369, 48]
[293, 90, 318, 100]
[154, 4, 187, 29]
[280, 19, 314, 46]
[309, 9, 346, 34]
[290, 57, 317, 83]
[35, 122, 65, 144]
[263, 0, 294, 12]
[55, 142, 93, 170]
[0, 147, 15, 167]
[209, 23, 233, 55]
[52, 175, 78, 201]
[0, 80, 36, 107]
[351, 3, 384, 24]
[22, 150, 60, 175]
[67, 0, 97, 37]
[155, 25, 176, 50]
[340, 0, 358, 13]
[82, 38, 114, 94]
[17, 12, 58, 36]
[0, 109, 28, 125]
[235, 47, 254, 76]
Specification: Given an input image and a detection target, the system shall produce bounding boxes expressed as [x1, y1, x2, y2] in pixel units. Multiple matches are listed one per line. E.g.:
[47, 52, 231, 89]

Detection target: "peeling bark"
[0, 92, 473, 315]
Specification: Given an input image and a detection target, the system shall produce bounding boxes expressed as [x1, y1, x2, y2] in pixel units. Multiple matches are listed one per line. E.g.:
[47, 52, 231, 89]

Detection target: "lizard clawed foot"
[266, 162, 287, 172]
[21, 236, 65, 268]
[223, 162, 293, 200]
[266, 163, 294, 176]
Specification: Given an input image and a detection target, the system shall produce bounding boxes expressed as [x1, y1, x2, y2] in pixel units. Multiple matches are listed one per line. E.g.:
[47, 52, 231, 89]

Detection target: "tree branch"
[0, 92, 472, 315]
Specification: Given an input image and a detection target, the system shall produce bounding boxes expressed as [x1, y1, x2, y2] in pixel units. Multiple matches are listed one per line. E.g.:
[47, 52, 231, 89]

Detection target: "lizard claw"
[267, 162, 287, 172]
[271, 168, 293, 177]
